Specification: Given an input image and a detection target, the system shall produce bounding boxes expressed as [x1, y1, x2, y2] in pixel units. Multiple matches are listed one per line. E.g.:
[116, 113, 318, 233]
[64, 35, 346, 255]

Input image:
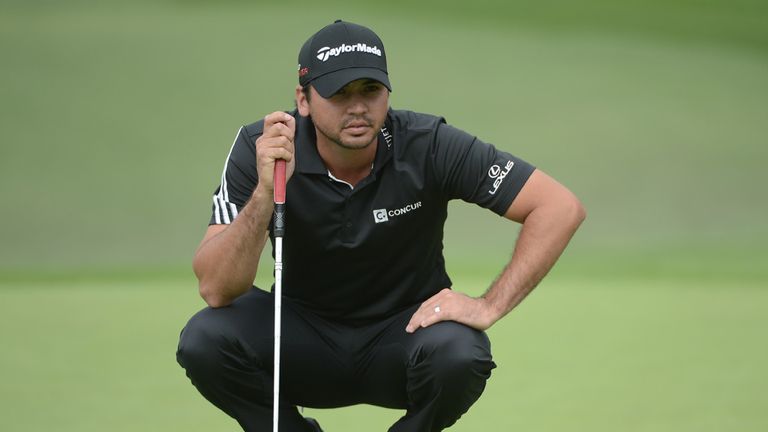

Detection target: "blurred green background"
[1, 0, 766, 431]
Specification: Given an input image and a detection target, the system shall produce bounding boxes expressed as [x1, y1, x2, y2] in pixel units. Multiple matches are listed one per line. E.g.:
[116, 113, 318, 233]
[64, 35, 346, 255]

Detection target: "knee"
[176, 308, 236, 374]
[412, 322, 495, 384]
[405, 322, 495, 425]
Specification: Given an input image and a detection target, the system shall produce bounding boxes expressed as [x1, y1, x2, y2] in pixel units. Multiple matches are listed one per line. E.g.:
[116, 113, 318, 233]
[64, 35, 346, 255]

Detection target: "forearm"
[405, 170, 585, 333]
[482, 198, 585, 323]
[193, 186, 274, 307]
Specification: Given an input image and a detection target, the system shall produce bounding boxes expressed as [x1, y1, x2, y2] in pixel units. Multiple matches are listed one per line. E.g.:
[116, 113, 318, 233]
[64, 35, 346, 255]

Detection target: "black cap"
[298, 20, 391, 98]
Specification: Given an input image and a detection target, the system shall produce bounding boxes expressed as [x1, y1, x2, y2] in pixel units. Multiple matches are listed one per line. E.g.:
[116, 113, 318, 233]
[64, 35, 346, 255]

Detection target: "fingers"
[405, 288, 452, 333]
[260, 111, 296, 161]
[263, 111, 296, 141]
[405, 289, 494, 333]
[412, 306, 445, 332]
[257, 137, 293, 163]
[255, 112, 297, 190]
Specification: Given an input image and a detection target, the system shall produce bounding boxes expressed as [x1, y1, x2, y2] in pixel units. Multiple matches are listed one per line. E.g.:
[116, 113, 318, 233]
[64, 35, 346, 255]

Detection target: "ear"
[295, 85, 310, 117]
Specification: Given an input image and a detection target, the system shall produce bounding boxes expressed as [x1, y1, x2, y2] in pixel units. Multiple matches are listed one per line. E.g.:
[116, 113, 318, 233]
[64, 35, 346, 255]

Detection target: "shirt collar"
[372, 112, 394, 175]
[294, 113, 326, 175]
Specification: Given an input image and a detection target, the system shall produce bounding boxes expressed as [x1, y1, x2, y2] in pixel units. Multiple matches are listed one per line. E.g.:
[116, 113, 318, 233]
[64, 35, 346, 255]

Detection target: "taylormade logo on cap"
[316, 43, 382, 62]
[298, 21, 392, 98]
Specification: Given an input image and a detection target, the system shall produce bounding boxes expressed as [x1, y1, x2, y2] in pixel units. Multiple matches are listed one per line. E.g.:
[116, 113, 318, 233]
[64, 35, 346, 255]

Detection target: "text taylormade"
[317, 43, 382, 62]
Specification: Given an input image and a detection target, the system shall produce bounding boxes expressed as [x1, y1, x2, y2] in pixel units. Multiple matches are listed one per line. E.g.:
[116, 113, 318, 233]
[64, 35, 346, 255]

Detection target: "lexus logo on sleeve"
[487, 160, 514, 195]
[488, 165, 501, 178]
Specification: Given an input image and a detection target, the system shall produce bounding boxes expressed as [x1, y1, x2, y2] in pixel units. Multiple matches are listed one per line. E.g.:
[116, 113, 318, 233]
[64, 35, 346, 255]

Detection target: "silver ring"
[434, 305, 441, 313]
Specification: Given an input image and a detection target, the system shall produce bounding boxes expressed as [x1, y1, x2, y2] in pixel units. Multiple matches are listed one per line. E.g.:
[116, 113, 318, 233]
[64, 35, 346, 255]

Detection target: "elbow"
[198, 280, 233, 308]
[573, 196, 587, 224]
[193, 256, 229, 308]
[567, 194, 587, 230]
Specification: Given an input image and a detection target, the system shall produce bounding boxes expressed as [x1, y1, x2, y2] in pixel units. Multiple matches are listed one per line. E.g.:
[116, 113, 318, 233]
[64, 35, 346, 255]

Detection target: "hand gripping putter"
[272, 159, 286, 432]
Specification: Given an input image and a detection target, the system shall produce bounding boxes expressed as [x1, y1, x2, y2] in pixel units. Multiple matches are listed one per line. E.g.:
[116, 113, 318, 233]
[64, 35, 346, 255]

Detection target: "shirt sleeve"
[432, 122, 536, 216]
[209, 126, 259, 225]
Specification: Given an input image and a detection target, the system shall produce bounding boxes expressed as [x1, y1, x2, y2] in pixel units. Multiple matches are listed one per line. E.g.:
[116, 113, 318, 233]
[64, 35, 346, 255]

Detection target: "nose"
[346, 93, 367, 115]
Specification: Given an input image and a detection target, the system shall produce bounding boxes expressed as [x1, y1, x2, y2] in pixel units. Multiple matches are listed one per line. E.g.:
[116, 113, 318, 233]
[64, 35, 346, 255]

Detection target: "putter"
[272, 159, 287, 432]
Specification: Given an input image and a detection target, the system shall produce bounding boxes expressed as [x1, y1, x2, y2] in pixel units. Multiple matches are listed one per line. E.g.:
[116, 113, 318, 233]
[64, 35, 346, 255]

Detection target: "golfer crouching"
[177, 20, 585, 432]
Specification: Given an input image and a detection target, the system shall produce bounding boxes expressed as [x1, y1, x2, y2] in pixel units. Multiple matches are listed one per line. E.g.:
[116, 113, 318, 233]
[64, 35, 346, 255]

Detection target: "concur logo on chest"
[372, 201, 423, 223]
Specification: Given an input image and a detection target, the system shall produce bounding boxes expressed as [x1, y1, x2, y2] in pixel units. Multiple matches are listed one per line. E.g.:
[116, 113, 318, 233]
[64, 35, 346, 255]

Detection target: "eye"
[331, 87, 349, 99]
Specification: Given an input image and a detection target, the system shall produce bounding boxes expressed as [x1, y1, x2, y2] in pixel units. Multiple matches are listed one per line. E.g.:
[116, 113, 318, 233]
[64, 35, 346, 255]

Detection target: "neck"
[316, 133, 378, 187]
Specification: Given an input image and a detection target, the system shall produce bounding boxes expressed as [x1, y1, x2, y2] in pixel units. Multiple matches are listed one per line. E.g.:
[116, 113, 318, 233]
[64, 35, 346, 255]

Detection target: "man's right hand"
[255, 111, 296, 193]
[193, 112, 296, 308]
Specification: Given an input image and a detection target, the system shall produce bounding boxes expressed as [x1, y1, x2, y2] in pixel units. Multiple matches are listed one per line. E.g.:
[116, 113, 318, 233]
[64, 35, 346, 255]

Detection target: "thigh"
[354, 305, 494, 408]
[181, 287, 360, 408]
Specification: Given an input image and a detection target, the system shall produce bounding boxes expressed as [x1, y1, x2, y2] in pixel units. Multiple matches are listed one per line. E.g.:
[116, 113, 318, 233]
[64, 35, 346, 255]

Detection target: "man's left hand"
[405, 288, 499, 333]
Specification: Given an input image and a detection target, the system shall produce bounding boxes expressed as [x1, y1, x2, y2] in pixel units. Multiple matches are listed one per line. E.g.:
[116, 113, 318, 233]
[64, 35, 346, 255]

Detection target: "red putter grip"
[273, 159, 286, 204]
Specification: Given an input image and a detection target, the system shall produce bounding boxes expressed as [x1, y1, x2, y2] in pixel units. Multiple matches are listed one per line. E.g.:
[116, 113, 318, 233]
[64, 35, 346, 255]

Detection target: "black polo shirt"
[209, 109, 535, 322]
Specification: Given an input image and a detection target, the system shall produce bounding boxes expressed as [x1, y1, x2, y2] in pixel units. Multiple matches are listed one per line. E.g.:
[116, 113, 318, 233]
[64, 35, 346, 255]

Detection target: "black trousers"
[176, 288, 495, 432]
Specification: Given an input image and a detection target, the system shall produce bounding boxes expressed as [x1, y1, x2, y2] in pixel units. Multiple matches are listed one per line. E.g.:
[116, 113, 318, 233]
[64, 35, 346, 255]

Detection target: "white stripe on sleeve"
[213, 195, 222, 224]
[218, 127, 242, 204]
[211, 127, 243, 224]
[218, 196, 231, 224]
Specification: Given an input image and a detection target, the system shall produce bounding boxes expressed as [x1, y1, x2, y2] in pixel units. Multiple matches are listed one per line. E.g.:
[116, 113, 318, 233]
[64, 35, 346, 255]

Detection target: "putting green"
[1, 275, 765, 431]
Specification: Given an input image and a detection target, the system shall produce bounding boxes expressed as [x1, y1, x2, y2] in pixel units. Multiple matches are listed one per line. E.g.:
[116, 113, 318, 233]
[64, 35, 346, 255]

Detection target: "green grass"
[1, 273, 766, 431]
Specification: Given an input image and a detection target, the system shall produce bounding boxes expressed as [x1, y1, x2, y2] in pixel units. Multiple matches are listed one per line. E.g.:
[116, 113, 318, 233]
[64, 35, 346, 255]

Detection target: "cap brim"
[311, 68, 392, 98]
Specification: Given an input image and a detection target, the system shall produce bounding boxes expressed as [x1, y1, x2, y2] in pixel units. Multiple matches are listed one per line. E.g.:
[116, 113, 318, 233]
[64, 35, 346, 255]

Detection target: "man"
[177, 20, 585, 432]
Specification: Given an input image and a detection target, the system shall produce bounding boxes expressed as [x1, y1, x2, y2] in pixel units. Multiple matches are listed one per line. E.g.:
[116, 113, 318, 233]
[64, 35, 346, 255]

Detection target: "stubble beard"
[315, 119, 379, 151]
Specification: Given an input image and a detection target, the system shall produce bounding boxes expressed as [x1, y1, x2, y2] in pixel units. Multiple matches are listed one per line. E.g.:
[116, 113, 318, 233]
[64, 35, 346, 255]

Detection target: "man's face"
[296, 79, 389, 150]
